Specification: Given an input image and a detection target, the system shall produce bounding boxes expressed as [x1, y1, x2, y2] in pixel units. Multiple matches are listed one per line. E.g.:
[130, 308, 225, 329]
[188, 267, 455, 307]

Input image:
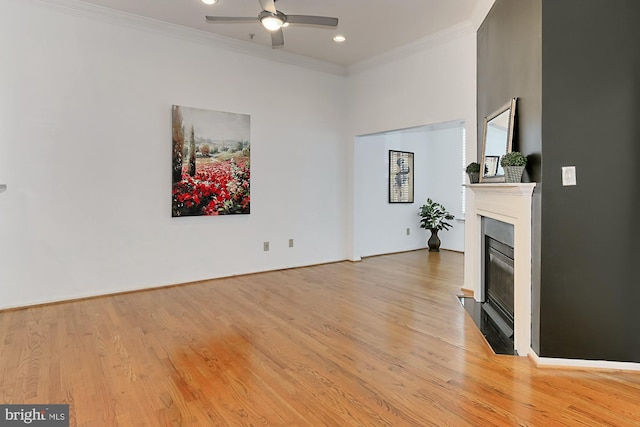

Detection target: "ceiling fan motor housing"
[258, 10, 287, 31]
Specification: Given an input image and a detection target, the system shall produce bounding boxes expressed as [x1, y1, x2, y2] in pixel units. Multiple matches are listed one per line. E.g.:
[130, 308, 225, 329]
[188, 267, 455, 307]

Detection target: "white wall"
[354, 123, 465, 258]
[0, 0, 348, 309]
[346, 24, 477, 260]
[424, 126, 466, 252]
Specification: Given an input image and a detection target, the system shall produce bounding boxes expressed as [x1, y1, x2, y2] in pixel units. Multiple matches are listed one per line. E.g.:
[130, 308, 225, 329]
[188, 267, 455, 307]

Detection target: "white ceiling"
[76, 0, 481, 66]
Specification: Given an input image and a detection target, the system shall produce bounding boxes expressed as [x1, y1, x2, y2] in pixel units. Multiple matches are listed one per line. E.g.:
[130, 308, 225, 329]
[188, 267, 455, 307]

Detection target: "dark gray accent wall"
[540, 0, 640, 361]
[479, 0, 640, 362]
[477, 0, 542, 180]
[477, 0, 543, 352]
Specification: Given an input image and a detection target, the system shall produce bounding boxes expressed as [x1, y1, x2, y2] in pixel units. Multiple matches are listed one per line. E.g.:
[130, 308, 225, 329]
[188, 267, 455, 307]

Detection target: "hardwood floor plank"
[1, 250, 640, 426]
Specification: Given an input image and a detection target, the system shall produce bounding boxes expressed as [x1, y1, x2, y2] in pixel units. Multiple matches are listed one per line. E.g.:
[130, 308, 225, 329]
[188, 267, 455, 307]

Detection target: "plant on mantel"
[465, 162, 481, 184]
[465, 162, 481, 173]
[501, 151, 527, 167]
[501, 151, 527, 183]
[418, 198, 454, 252]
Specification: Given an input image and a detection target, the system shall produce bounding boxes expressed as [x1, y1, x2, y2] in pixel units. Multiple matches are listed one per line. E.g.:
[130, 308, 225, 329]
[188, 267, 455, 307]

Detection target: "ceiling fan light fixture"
[207, 7, 338, 49]
[260, 14, 284, 31]
[202, 0, 218, 4]
[333, 35, 346, 43]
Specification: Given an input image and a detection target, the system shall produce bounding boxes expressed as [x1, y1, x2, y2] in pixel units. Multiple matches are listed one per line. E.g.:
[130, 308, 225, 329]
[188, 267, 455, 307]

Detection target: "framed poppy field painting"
[172, 105, 250, 217]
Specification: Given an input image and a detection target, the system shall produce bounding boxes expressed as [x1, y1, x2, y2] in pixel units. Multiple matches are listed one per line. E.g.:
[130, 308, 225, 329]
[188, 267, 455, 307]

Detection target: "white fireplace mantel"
[464, 183, 536, 356]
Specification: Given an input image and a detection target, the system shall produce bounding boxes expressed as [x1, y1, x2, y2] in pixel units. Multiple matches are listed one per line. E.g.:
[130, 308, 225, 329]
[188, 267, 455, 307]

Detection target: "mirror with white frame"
[480, 98, 517, 183]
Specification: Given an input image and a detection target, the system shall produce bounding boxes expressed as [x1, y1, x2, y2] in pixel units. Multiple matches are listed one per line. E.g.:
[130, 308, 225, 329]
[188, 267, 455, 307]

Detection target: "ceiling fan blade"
[271, 29, 284, 48]
[205, 16, 258, 23]
[258, 0, 277, 14]
[285, 15, 338, 27]
[205, 16, 258, 22]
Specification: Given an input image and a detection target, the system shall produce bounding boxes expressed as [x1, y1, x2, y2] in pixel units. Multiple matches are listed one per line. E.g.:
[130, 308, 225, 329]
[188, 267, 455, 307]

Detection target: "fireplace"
[464, 183, 536, 356]
[485, 238, 514, 323]
[483, 218, 515, 331]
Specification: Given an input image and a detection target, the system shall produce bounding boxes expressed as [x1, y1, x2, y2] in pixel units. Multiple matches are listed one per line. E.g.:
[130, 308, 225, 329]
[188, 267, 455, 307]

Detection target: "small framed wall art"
[389, 150, 414, 203]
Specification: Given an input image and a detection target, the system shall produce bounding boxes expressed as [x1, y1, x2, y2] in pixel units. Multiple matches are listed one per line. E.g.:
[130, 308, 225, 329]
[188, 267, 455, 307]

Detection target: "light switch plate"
[562, 166, 577, 186]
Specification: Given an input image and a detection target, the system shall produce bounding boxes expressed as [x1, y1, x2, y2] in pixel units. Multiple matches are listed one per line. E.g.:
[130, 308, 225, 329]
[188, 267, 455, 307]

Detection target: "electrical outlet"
[406, 228, 410, 236]
[289, 239, 294, 248]
[263, 241, 269, 251]
[562, 166, 577, 186]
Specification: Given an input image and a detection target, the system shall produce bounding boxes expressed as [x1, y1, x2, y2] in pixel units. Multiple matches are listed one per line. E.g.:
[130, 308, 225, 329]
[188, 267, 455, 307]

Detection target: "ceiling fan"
[205, 0, 339, 48]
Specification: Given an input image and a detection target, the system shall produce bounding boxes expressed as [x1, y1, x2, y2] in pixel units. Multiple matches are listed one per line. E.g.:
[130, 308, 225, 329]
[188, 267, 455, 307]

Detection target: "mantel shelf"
[465, 183, 536, 197]
[465, 183, 536, 187]
[0, 184, 6, 193]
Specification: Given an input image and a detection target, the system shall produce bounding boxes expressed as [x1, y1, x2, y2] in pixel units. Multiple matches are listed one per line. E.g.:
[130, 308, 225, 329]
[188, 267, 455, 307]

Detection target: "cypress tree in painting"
[172, 106, 185, 184]
[187, 125, 196, 177]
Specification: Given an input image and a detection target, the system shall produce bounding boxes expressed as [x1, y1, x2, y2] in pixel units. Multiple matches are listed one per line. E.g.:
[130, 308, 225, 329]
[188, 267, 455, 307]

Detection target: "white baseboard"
[528, 349, 640, 372]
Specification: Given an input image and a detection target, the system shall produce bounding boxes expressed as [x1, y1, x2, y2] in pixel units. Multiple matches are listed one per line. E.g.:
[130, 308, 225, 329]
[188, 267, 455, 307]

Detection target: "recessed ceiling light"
[202, 0, 218, 5]
[333, 35, 346, 43]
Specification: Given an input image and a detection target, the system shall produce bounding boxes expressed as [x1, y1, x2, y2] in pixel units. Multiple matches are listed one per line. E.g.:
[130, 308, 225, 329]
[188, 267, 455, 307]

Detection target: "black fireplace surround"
[459, 217, 517, 355]
[485, 237, 514, 326]
[482, 217, 515, 329]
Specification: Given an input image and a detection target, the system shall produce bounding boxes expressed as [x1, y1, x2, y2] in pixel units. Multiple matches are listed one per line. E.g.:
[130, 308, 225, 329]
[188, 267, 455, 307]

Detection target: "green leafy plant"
[465, 162, 481, 173]
[418, 198, 455, 231]
[500, 151, 527, 167]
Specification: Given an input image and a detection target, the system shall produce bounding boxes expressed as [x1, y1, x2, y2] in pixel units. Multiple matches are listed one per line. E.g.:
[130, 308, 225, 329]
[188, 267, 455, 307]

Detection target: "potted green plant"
[501, 151, 527, 183]
[418, 198, 455, 252]
[465, 162, 481, 184]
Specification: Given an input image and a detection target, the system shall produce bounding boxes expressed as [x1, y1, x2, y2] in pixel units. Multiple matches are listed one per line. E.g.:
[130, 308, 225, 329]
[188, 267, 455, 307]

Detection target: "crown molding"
[347, 21, 475, 75]
[32, 0, 348, 76]
[470, 0, 497, 30]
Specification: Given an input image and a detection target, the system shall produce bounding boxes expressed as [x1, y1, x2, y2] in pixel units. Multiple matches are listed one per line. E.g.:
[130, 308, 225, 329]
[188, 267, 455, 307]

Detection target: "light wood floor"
[1, 250, 640, 426]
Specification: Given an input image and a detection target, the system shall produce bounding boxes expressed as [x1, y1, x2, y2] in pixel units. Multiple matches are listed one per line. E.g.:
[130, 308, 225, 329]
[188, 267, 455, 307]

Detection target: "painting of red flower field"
[172, 105, 250, 217]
